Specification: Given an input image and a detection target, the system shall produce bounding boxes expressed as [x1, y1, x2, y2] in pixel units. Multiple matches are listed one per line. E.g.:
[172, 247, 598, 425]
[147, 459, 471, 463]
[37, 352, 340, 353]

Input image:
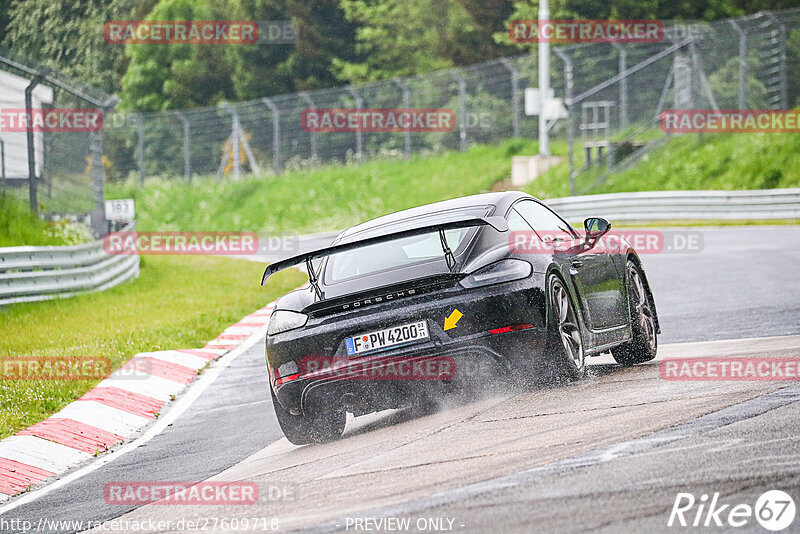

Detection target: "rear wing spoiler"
[261, 215, 508, 286]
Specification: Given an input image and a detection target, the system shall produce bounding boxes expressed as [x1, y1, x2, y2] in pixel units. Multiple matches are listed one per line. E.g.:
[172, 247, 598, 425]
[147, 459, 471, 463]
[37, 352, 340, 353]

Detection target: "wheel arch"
[544, 264, 587, 335]
[625, 250, 661, 335]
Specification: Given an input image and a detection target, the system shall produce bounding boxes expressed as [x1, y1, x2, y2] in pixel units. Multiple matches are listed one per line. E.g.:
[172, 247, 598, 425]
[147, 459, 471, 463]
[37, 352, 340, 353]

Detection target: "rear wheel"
[612, 261, 657, 366]
[545, 274, 586, 381]
[270, 388, 346, 445]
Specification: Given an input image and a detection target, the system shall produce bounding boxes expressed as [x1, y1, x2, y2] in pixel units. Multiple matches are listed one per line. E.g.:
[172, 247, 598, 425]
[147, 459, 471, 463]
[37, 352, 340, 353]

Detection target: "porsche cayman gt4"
[262, 191, 659, 444]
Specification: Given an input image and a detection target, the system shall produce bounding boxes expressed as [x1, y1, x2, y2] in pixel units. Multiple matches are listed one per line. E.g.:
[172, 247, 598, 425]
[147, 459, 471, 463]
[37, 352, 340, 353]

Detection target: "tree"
[2, 0, 143, 94]
[708, 56, 768, 108]
[333, 0, 516, 83]
[503, 0, 800, 29]
[119, 0, 237, 110]
[227, 0, 360, 100]
[0, 0, 14, 42]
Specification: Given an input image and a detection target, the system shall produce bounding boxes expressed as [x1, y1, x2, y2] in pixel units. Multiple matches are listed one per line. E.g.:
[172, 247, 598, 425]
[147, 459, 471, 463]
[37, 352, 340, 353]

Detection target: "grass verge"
[0, 255, 304, 439]
[526, 131, 800, 199]
[109, 131, 800, 237]
[107, 139, 541, 234]
[0, 194, 90, 247]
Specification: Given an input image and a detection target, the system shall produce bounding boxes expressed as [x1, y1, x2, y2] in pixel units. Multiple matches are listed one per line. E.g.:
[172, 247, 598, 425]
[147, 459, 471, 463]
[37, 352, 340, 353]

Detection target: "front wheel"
[612, 261, 657, 366]
[270, 388, 346, 445]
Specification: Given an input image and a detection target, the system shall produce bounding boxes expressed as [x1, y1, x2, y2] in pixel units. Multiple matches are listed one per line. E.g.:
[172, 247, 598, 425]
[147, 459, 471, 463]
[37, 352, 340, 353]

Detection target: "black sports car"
[261, 191, 659, 444]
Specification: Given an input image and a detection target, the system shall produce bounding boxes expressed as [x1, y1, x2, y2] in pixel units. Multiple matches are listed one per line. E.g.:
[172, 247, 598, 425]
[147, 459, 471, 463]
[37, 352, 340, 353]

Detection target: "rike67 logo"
[668, 490, 796, 531]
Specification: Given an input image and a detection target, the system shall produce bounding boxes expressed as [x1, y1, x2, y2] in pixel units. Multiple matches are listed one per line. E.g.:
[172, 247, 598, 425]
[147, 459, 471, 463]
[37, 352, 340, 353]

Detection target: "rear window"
[323, 209, 484, 283]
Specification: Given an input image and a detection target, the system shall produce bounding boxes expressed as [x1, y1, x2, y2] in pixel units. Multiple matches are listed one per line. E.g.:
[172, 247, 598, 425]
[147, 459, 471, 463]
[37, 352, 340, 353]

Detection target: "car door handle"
[571, 259, 583, 269]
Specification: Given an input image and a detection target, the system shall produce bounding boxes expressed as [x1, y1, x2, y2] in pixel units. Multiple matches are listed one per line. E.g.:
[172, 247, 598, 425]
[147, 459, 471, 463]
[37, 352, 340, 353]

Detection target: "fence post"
[654, 63, 676, 123]
[393, 78, 412, 159]
[554, 49, 575, 195]
[44, 112, 52, 198]
[232, 111, 240, 179]
[766, 12, 788, 109]
[614, 44, 629, 129]
[728, 19, 748, 109]
[260, 97, 281, 175]
[346, 86, 363, 162]
[298, 92, 317, 162]
[174, 111, 191, 182]
[90, 97, 119, 237]
[689, 41, 719, 132]
[25, 68, 48, 214]
[136, 113, 145, 185]
[449, 71, 467, 152]
[688, 42, 703, 141]
[500, 59, 520, 138]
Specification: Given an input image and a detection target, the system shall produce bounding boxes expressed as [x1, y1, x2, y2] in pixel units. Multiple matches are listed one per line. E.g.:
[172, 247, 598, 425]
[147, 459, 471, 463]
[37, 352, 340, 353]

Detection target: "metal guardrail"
[0, 223, 140, 306]
[547, 189, 800, 222]
[0, 189, 792, 307]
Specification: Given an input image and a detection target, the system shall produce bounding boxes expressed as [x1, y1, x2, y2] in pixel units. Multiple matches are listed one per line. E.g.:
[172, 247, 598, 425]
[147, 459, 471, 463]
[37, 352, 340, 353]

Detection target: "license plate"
[345, 321, 429, 355]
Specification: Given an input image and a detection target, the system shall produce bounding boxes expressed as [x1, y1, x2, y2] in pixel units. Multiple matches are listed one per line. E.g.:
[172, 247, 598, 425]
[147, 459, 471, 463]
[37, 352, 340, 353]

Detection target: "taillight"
[489, 324, 534, 334]
[275, 373, 300, 386]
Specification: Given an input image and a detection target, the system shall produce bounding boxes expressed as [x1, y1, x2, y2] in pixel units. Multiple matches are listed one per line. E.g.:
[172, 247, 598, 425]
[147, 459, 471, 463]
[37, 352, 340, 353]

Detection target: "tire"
[544, 274, 587, 381]
[270, 388, 346, 445]
[612, 260, 658, 366]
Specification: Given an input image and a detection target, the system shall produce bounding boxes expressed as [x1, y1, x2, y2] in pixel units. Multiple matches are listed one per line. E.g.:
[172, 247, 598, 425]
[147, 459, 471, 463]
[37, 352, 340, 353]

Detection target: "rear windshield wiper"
[438, 228, 456, 271]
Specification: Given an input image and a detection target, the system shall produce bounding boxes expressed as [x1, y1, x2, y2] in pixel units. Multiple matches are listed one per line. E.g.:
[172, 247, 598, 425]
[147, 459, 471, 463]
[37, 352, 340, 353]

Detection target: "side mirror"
[584, 217, 611, 240]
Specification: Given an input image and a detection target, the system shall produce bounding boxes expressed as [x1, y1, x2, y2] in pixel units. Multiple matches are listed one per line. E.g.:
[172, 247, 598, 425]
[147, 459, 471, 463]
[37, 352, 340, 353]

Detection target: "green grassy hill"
[106, 131, 800, 235]
[526, 131, 800, 199]
[107, 140, 539, 234]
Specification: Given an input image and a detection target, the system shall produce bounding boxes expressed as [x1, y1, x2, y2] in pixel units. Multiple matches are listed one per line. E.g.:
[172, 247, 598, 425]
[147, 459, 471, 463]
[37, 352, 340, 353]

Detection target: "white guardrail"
[0, 223, 140, 306]
[0, 189, 796, 306]
[547, 189, 800, 222]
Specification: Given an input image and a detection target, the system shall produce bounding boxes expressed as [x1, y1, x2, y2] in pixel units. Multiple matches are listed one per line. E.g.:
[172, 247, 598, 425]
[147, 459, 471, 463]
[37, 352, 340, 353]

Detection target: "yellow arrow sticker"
[444, 309, 463, 331]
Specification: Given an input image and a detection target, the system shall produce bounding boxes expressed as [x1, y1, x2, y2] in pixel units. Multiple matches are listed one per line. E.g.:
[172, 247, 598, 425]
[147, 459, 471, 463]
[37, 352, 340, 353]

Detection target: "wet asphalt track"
[2, 226, 799, 533]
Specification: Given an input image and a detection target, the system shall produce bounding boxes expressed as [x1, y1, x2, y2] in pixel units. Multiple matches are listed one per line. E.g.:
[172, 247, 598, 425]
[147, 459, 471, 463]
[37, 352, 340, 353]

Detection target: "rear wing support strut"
[305, 257, 323, 300]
